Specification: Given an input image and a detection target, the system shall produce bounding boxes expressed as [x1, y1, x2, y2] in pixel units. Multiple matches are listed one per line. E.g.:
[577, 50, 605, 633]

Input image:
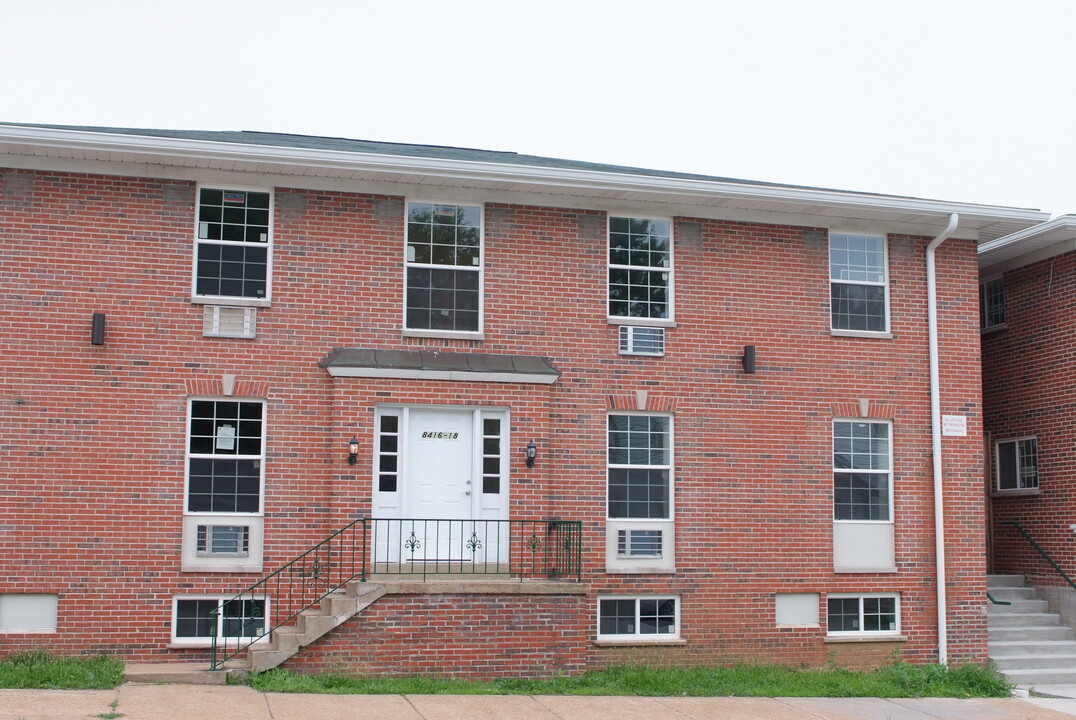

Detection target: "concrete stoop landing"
[126, 577, 585, 684]
[989, 574, 1076, 686]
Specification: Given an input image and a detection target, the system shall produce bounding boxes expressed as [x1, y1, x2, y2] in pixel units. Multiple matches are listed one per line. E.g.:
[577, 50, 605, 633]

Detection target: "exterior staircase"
[988, 574, 1076, 685]
[126, 581, 386, 684]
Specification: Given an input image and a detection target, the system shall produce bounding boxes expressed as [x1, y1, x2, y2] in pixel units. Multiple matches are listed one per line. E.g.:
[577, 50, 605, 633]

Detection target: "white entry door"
[372, 407, 508, 566]
[405, 409, 473, 519]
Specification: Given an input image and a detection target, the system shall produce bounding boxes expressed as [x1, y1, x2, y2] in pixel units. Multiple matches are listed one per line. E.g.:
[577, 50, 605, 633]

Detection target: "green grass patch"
[0, 651, 124, 690]
[248, 662, 1013, 698]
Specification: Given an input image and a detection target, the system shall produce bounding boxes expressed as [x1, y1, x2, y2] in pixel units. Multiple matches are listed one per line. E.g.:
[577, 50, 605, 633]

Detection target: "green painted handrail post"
[209, 605, 219, 669]
[1006, 520, 1076, 593]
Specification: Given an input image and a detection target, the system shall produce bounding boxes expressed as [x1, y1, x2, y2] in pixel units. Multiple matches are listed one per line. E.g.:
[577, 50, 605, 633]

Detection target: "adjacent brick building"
[981, 217, 1076, 587]
[0, 124, 1050, 675]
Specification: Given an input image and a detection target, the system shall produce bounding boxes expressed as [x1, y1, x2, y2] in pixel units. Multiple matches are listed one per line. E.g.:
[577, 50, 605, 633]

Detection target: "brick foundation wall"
[282, 593, 589, 678]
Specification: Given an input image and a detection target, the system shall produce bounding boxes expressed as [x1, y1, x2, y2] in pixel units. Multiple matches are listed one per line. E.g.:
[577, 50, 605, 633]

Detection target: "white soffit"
[979, 215, 1076, 274]
[0, 124, 1049, 242]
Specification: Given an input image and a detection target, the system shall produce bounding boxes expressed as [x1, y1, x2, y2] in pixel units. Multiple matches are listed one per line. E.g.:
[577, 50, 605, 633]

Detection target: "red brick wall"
[984, 251, 1076, 587]
[283, 593, 588, 678]
[0, 168, 986, 668]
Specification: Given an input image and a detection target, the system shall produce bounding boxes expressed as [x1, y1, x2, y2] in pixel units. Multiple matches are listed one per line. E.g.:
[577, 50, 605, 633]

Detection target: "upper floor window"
[405, 202, 482, 333]
[995, 437, 1038, 492]
[195, 188, 272, 301]
[187, 400, 265, 514]
[830, 233, 887, 332]
[608, 414, 672, 520]
[833, 420, 891, 521]
[608, 217, 672, 322]
[980, 277, 1005, 329]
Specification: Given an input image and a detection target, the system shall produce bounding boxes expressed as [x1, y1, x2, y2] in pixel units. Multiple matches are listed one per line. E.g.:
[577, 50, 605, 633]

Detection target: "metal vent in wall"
[203, 306, 256, 338]
[618, 326, 665, 356]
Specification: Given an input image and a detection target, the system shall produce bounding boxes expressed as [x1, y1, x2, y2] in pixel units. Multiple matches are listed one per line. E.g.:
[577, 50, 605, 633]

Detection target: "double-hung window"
[187, 400, 265, 514]
[830, 233, 887, 332]
[194, 188, 272, 302]
[833, 420, 891, 521]
[995, 437, 1038, 492]
[405, 202, 482, 333]
[608, 414, 671, 520]
[980, 277, 1005, 329]
[608, 217, 672, 322]
[607, 414, 674, 571]
[826, 594, 899, 636]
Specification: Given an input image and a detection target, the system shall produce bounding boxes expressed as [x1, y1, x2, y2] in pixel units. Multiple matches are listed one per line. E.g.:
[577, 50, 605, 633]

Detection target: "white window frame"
[184, 398, 266, 516]
[980, 275, 1005, 330]
[833, 419, 893, 523]
[826, 593, 900, 637]
[596, 595, 680, 642]
[607, 215, 674, 326]
[607, 412, 674, 521]
[403, 200, 484, 338]
[171, 595, 269, 646]
[829, 232, 889, 336]
[182, 398, 266, 572]
[191, 185, 273, 307]
[606, 412, 675, 573]
[995, 436, 1038, 493]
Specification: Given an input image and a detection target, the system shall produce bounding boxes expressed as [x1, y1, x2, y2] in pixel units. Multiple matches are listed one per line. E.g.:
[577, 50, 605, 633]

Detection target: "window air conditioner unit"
[618, 326, 665, 356]
[196, 525, 250, 557]
[617, 529, 663, 557]
[203, 306, 256, 338]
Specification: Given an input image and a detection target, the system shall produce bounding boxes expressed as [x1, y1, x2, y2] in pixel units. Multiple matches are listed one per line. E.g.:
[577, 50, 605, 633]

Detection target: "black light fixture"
[91, 313, 106, 345]
[742, 345, 757, 374]
[347, 436, 359, 465]
[525, 441, 537, 468]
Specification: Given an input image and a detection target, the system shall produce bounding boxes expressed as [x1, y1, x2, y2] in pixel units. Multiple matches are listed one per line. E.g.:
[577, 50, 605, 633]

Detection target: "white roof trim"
[979, 215, 1076, 272]
[0, 124, 1049, 228]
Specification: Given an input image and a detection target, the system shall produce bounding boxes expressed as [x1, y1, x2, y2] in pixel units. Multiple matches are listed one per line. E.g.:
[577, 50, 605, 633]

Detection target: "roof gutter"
[927, 212, 959, 665]
[0, 125, 1050, 225]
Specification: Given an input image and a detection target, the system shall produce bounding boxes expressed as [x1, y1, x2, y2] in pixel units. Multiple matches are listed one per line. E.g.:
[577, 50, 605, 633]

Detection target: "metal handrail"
[209, 517, 582, 670]
[986, 592, 1011, 606]
[1004, 520, 1076, 593]
[210, 516, 367, 669]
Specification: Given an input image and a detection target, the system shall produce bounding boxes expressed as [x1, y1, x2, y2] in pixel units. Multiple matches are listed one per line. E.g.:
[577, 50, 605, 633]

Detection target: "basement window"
[597, 596, 679, 640]
[172, 597, 267, 644]
[826, 594, 899, 637]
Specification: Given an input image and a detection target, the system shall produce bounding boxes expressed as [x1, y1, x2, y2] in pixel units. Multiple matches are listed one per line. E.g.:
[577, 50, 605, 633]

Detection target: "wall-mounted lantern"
[526, 441, 537, 468]
[742, 345, 757, 374]
[347, 436, 359, 465]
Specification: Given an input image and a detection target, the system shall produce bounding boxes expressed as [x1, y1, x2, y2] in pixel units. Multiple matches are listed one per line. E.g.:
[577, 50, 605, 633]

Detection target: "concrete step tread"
[124, 662, 233, 685]
[1000, 669, 1076, 683]
[987, 574, 1027, 587]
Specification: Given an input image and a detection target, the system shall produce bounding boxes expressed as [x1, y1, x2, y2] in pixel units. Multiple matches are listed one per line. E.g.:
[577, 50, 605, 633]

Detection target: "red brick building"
[981, 216, 1076, 586]
[0, 124, 1049, 676]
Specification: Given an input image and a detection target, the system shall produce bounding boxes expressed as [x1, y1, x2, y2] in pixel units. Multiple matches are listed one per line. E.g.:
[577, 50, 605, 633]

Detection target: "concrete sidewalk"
[5, 684, 1076, 720]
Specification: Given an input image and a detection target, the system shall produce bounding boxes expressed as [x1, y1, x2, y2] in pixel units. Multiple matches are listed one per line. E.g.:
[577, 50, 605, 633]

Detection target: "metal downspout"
[927, 212, 959, 665]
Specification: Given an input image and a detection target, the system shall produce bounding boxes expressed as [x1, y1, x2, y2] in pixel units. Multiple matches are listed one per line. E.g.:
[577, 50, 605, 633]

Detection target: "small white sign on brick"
[942, 415, 967, 437]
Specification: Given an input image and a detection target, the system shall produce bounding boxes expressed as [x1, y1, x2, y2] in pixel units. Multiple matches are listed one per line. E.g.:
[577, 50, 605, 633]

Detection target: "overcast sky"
[5, 0, 1074, 216]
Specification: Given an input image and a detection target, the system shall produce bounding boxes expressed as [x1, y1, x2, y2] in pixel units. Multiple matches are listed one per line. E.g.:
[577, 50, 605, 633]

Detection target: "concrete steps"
[247, 581, 386, 673]
[989, 574, 1076, 685]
